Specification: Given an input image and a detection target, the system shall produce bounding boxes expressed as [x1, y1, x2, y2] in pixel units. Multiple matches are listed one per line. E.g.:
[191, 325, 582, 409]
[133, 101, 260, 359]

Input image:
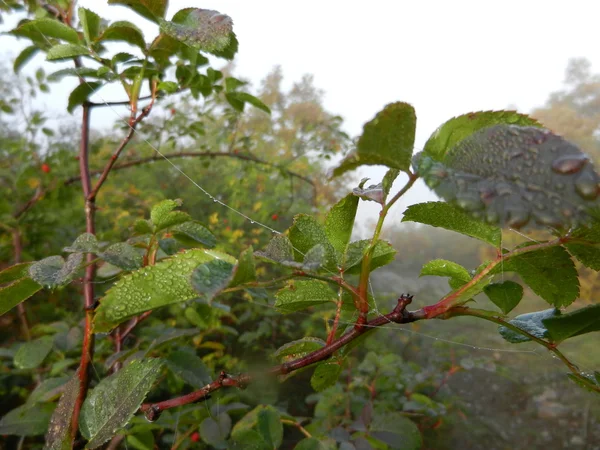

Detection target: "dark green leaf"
[67, 82, 102, 113]
[542, 304, 600, 342]
[14, 45, 39, 73]
[78, 7, 102, 44]
[150, 199, 191, 232]
[12, 18, 80, 44]
[200, 412, 231, 446]
[273, 337, 326, 363]
[484, 281, 523, 314]
[80, 359, 163, 448]
[47, 44, 90, 61]
[190, 258, 235, 302]
[94, 249, 236, 332]
[415, 125, 600, 230]
[333, 102, 416, 177]
[43, 373, 79, 450]
[172, 221, 216, 248]
[257, 406, 283, 449]
[27, 376, 70, 404]
[0, 403, 54, 436]
[402, 201, 501, 247]
[28, 254, 83, 288]
[47, 67, 103, 82]
[126, 430, 154, 450]
[0, 262, 33, 284]
[166, 350, 211, 388]
[288, 214, 337, 268]
[229, 429, 268, 449]
[566, 221, 600, 270]
[343, 240, 396, 274]
[311, 362, 342, 392]
[99, 21, 146, 50]
[230, 247, 256, 287]
[100, 243, 143, 270]
[567, 372, 600, 393]
[232, 92, 270, 114]
[156, 81, 178, 93]
[275, 280, 336, 313]
[159, 9, 233, 52]
[107, 0, 168, 23]
[505, 245, 579, 307]
[133, 219, 153, 235]
[225, 92, 244, 112]
[382, 169, 400, 200]
[423, 110, 541, 161]
[498, 309, 558, 343]
[295, 438, 335, 450]
[14, 336, 53, 369]
[370, 412, 422, 450]
[254, 234, 295, 265]
[64, 233, 99, 253]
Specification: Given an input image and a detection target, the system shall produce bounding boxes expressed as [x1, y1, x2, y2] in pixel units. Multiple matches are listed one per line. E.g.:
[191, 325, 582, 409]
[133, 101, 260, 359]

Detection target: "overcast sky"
[2, 0, 600, 232]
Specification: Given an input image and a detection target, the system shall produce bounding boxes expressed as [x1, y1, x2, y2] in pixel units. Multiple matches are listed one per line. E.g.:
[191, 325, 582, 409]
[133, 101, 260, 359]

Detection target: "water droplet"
[551, 154, 588, 174]
[505, 207, 530, 229]
[575, 170, 599, 200]
[456, 193, 483, 211]
[533, 211, 562, 228]
[485, 210, 499, 224]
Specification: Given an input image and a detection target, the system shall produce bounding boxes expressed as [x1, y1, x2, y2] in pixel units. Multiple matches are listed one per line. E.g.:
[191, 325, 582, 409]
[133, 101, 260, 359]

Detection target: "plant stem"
[420, 236, 567, 319]
[356, 172, 418, 323]
[11, 228, 31, 341]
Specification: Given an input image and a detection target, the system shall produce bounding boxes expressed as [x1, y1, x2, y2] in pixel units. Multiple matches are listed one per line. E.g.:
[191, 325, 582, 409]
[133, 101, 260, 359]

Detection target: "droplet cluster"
[416, 125, 600, 229]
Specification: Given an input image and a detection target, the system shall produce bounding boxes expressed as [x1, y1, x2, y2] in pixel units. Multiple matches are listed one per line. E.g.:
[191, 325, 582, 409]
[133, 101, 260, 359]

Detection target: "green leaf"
[224, 76, 247, 92]
[200, 412, 231, 446]
[67, 82, 102, 113]
[99, 21, 146, 50]
[46, 44, 90, 61]
[190, 258, 235, 302]
[423, 110, 541, 161]
[225, 92, 244, 112]
[343, 240, 397, 274]
[133, 219, 153, 235]
[415, 125, 600, 230]
[382, 168, 400, 200]
[254, 234, 295, 265]
[257, 406, 283, 449]
[29, 254, 83, 288]
[78, 7, 102, 44]
[275, 280, 336, 313]
[156, 81, 178, 93]
[0, 262, 34, 284]
[498, 309, 558, 343]
[99, 243, 143, 270]
[43, 373, 80, 450]
[325, 194, 359, 254]
[48, 67, 104, 82]
[0, 403, 55, 436]
[273, 337, 326, 363]
[14, 336, 53, 369]
[94, 249, 236, 332]
[505, 245, 579, 307]
[310, 362, 342, 392]
[230, 247, 256, 287]
[288, 214, 337, 268]
[542, 304, 600, 342]
[64, 233, 99, 253]
[402, 201, 501, 247]
[80, 359, 162, 448]
[12, 18, 80, 44]
[14, 45, 39, 73]
[370, 412, 423, 450]
[126, 430, 154, 450]
[420, 259, 471, 284]
[333, 102, 416, 177]
[229, 429, 268, 450]
[566, 221, 600, 270]
[150, 199, 190, 232]
[483, 281, 523, 314]
[171, 221, 216, 248]
[232, 92, 271, 114]
[295, 438, 335, 450]
[159, 9, 233, 52]
[166, 350, 211, 388]
[107, 0, 168, 23]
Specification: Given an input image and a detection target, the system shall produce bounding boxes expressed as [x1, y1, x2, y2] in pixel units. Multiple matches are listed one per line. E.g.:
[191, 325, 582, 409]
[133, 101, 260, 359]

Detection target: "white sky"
[2, 0, 600, 231]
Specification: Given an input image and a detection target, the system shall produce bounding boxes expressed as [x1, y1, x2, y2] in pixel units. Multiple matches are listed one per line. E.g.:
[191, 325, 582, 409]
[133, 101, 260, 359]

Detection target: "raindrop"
[456, 193, 483, 211]
[551, 154, 588, 174]
[574, 170, 599, 200]
[505, 207, 530, 229]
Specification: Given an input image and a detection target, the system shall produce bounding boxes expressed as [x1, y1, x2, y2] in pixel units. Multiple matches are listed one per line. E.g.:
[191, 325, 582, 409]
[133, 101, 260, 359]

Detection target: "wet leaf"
[171, 221, 216, 248]
[12, 18, 80, 44]
[98, 21, 146, 50]
[402, 201, 501, 247]
[200, 412, 231, 446]
[94, 249, 236, 332]
[288, 214, 338, 269]
[80, 359, 163, 448]
[28, 253, 83, 288]
[14, 336, 53, 369]
[257, 406, 282, 449]
[498, 309, 558, 343]
[230, 247, 256, 287]
[275, 280, 337, 313]
[107, 0, 168, 23]
[190, 258, 235, 302]
[274, 337, 326, 363]
[99, 243, 143, 270]
[166, 350, 211, 388]
[0, 277, 41, 315]
[43, 373, 80, 450]
[311, 362, 342, 392]
[150, 199, 190, 232]
[343, 240, 396, 274]
[420, 259, 471, 284]
[160, 9, 234, 53]
[254, 234, 295, 265]
[47, 44, 90, 61]
[78, 7, 102, 44]
[0, 403, 55, 436]
[415, 125, 600, 230]
[325, 194, 359, 254]
[64, 233, 99, 253]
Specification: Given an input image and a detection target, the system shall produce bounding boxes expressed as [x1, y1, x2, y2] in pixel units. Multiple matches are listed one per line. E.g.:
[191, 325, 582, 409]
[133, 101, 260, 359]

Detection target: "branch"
[140, 294, 417, 419]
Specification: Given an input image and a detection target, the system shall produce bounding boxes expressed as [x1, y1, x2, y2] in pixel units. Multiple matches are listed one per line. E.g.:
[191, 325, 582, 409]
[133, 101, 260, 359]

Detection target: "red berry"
[190, 432, 200, 442]
[41, 163, 51, 173]
[170, 108, 176, 115]
[271, 214, 279, 220]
